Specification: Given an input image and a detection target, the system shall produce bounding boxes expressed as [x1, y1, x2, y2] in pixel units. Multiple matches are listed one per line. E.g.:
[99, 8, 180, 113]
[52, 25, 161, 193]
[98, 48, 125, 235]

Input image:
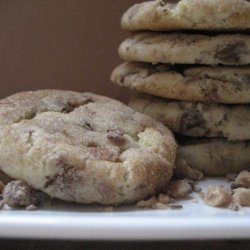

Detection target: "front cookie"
[0, 90, 176, 205]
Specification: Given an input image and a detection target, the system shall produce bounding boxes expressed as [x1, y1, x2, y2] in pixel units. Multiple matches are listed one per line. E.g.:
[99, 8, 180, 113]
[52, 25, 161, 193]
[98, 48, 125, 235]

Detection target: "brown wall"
[0, 0, 145, 101]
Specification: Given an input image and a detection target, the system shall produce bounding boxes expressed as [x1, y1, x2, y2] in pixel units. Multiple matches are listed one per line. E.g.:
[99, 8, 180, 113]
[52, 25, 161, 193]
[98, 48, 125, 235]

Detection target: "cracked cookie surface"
[177, 138, 250, 176]
[129, 95, 250, 141]
[111, 62, 250, 104]
[0, 90, 176, 205]
[118, 33, 250, 65]
[122, 0, 250, 31]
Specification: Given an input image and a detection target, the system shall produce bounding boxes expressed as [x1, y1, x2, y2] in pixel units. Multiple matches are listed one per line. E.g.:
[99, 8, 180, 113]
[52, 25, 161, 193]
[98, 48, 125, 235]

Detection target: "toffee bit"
[136, 196, 157, 208]
[235, 170, 250, 188]
[152, 203, 168, 210]
[175, 158, 203, 181]
[232, 188, 250, 206]
[25, 204, 38, 211]
[107, 130, 126, 145]
[158, 194, 170, 205]
[166, 179, 192, 199]
[203, 186, 231, 208]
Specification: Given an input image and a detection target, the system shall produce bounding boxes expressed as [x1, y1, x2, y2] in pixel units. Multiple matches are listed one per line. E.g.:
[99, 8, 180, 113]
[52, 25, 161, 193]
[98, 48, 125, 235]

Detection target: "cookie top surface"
[111, 62, 250, 104]
[0, 90, 176, 205]
[129, 95, 250, 141]
[119, 32, 250, 65]
[122, 0, 250, 31]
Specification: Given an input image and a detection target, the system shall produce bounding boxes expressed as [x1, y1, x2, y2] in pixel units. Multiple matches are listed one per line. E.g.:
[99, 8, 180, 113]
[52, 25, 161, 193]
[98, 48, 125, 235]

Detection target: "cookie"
[0, 90, 176, 205]
[177, 138, 250, 176]
[129, 95, 250, 140]
[111, 62, 250, 103]
[0, 170, 12, 184]
[118, 33, 250, 65]
[122, 0, 250, 31]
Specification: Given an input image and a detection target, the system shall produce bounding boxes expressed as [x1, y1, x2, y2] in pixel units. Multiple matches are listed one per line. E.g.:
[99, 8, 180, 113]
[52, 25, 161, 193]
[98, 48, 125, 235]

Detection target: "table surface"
[1, 240, 249, 250]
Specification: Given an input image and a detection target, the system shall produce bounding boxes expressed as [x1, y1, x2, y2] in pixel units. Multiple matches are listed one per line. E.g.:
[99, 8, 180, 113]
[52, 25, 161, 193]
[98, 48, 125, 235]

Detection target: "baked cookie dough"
[118, 33, 250, 65]
[177, 137, 250, 176]
[0, 90, 176, 205]
[122, 0, 250, 31]
[129, 95, 250, 140]
[111, 62, 250, 104]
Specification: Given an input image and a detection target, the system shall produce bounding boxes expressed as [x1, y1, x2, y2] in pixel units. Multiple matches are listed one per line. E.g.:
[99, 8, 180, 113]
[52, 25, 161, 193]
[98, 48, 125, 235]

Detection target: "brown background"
[0, 0, 144, 101]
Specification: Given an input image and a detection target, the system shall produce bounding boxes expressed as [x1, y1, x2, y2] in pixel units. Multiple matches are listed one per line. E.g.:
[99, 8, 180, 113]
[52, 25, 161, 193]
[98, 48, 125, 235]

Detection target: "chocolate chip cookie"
[118, 33, 250, 65]
[111, 62, 250, 103]
[129, 95, 250, 140]
[177, 138, 250, 176]
[122, 0, 250, 31]
[0, 90, 176, 205]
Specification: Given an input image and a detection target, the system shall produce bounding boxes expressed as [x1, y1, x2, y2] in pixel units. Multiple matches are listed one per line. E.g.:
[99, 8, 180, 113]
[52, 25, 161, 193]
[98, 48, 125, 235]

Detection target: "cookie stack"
[111, 0, 250, 176]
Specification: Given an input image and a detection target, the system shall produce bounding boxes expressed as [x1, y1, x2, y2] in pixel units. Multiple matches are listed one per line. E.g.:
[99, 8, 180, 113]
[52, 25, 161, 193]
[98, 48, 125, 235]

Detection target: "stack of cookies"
[111, 0, 250, 176]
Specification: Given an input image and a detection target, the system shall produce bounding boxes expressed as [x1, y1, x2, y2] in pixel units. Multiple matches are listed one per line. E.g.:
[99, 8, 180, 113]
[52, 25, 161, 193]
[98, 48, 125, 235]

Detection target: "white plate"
[1, 178, 250, 240]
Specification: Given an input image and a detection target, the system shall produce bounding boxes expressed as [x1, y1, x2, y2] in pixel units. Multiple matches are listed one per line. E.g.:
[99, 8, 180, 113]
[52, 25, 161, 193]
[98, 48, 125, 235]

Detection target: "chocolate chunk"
[107, 130, 126, 145]
[180, 109, 205, 133]
[215, 41, 246, 63]
[170, 204, 183, 210]
[159, 0, 167, 7]
[231, 182, 243, 189]
[82, 121, 93, 130]
[62, 98, 94, 113]
[3, 180, 44, 208]
[45, 164, 78, 192]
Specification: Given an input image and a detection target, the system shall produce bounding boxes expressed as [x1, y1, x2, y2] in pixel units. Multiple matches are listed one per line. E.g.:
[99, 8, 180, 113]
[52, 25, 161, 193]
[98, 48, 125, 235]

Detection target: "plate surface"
[1, 178, 250, 240]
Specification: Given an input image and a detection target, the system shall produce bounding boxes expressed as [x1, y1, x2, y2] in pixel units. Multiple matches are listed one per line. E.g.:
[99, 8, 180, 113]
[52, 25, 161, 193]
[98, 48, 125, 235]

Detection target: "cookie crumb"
[193, 186, 202, 193]
[169, 204, 183, 210]
[166, 179, 192, 199]
[235, 171, 250, 188]
[152, 203, 168, 210]
[175, 159, 204, 181]
[136, 193, 171, 209]
[203, 186, 231, 207]
[104, 206, 114, 212]
[226, 173, 237, 182]
[229, 203, 241, 211]
[230, 182, 243, 190]
[136, 196, 158, 208]
[158, 193, 170, 205]
[25, 204, 37, 211]
[232, 188, 250, 206]
[3, 180, 45, 208]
